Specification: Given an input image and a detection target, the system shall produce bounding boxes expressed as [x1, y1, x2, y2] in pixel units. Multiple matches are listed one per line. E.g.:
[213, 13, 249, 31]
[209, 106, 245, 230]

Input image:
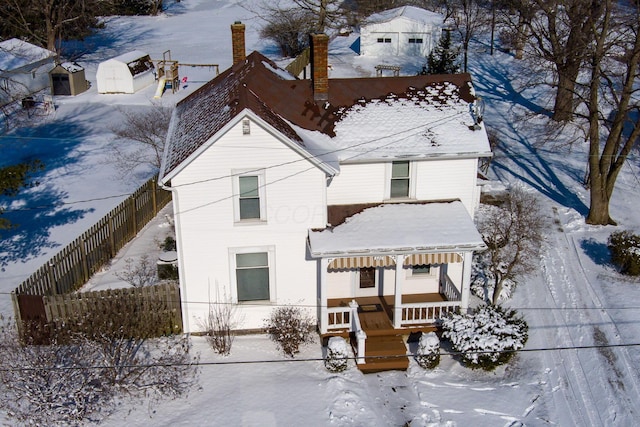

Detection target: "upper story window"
[233, 170, 266, 223]
[408, 38, 423, 44]
[377, 38, 392, 43]
[390, 161, 410, 198]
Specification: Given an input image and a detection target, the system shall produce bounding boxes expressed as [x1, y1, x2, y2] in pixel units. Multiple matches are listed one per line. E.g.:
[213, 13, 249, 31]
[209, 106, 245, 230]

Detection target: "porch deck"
[327, 293, 445, 335]
[324, 293, 446, 373]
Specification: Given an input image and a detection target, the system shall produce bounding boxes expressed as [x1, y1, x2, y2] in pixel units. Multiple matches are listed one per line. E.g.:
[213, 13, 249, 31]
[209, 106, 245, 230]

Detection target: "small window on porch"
[359, 267, 376, 288]
[412, 264, 432, 275]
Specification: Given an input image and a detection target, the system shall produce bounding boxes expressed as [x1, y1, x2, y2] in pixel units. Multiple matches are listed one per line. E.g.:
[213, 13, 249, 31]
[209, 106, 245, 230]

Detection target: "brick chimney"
[231, 21, 246, 65]
[310, 33, 329, 101]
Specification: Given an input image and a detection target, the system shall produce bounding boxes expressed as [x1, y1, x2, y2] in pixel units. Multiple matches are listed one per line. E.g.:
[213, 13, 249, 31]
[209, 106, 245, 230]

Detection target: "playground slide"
[154, 78, 166, 99]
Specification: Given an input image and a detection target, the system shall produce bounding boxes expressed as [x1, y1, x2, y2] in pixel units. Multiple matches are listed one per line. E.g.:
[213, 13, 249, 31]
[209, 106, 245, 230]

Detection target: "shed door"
[52, 74, 71, 95]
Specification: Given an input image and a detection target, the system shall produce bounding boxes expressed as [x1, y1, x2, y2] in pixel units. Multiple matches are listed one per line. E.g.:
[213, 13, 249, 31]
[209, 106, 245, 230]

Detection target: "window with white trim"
[233, 170, 266, 222]
[377, 38, 392, 43]
[408, 38, 423, 44]
[390, 161, 410, 198]
[235, 252, 270, 301]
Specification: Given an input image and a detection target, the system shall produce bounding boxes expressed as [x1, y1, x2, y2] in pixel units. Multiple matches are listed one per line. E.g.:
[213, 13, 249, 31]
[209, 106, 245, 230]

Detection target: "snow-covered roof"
[308, 201, 486, 257]
[108, 50, 150, 64]
[161, 51, 491, 182]
[295, 83, 489, 162]
[365, 6, 443, 26]
[0, 38, 56, 71]
[59, 62, 84, 73]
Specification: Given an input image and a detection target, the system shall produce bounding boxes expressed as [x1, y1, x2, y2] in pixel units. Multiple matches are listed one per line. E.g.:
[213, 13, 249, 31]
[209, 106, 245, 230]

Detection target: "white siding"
[327, 158, 479, 215]
[171, 118, 328, 332]
[360, 16, 441, 57]
[414, 158, 478, 215]
[327, 162, 386, 205]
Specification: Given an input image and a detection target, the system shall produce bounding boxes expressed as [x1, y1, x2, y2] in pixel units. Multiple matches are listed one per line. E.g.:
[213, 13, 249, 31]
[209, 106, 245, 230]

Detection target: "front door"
[356, 267, 379, 297]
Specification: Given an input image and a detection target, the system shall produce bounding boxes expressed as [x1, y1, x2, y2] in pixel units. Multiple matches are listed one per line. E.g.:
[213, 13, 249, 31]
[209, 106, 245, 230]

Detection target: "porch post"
[319, 257, 329, 334]
[393, 254, 405, 328]
[460, 252, 472, 313]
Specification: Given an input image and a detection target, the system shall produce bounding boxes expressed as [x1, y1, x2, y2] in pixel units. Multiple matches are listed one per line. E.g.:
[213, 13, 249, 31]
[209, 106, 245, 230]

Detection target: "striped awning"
[403, 253, 462, 266]
[328, 256, 396, 270]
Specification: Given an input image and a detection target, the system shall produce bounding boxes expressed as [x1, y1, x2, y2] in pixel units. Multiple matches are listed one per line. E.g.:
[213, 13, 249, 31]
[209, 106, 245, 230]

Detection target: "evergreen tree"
[427, 30, 460, 74]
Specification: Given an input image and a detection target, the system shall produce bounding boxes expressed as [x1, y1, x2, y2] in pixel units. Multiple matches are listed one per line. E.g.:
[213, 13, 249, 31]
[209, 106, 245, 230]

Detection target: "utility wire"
[2, 342, 640, 372]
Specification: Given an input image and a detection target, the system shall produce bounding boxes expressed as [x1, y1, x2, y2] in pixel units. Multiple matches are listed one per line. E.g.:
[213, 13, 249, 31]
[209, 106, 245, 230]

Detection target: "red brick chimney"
[231, 21, 246, 65]
[310, 33, 329, 101]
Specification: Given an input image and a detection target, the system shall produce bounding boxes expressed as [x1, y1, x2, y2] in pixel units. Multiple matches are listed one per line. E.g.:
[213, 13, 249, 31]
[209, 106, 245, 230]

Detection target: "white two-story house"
[159, 23, 491, 369]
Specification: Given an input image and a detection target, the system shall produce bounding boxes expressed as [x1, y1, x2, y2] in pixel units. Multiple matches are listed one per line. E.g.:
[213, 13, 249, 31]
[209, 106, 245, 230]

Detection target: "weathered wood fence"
[11, 176, 182, 339]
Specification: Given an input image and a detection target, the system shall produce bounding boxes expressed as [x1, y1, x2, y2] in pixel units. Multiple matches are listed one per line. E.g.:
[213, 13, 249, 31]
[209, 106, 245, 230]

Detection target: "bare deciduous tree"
[582, 1, 640, 225]
[509, 0, 605, 121]
[0, 318, 112, 425]
[475, 186, 546, 304]
[115, 255, 158, 288]
[444, 0, 490, 72]
[109, 104, 172, 178]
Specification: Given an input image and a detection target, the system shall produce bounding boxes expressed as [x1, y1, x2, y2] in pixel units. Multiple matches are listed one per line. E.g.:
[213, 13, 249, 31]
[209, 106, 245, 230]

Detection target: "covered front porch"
[308, 202, 486, 371]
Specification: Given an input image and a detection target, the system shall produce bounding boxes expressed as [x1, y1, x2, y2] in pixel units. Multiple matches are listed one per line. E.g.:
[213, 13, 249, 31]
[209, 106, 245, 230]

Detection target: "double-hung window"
[390, 161, 410, 198]
[239, 175, 260, 220]
[233, 170, 266, 222]
[235, 252, 271, 301]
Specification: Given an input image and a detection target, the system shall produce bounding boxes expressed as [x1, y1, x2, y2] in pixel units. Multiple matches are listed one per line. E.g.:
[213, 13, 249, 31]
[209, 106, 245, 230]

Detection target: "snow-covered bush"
[265, 306, 314, 357]
[442, 305, 528, 371]
[608, 230, 640, 276]
[415, 332, 440, 369]
[324, 336, 349, 372]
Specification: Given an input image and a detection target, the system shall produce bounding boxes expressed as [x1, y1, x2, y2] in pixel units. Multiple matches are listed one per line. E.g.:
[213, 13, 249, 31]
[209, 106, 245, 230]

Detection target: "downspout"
[158, 179, 190, 334]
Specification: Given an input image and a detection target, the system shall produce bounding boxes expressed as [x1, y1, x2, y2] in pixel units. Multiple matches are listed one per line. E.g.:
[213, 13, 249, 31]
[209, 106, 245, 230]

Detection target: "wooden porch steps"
[358, 334, 409, 374]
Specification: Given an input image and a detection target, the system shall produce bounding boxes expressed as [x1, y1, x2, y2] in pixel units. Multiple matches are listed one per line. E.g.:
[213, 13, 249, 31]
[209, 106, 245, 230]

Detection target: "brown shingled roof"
[161, 50, 476, 181]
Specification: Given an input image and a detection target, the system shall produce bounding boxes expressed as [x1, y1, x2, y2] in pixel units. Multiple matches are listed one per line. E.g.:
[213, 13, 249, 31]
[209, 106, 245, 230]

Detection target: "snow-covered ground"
[2, 0, 640, 425]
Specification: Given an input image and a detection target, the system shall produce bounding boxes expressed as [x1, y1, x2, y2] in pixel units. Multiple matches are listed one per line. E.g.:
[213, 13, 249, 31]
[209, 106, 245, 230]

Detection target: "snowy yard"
[2, 0, 640, 425]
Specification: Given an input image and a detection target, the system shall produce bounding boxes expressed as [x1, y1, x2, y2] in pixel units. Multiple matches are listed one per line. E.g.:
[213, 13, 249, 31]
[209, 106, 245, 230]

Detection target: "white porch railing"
[441, 274, 462, 301]
[325, 301, 367, 364]
[401, 301, 460, 325]
[349, 300, 366, 364]
[327, 306, 351, 330]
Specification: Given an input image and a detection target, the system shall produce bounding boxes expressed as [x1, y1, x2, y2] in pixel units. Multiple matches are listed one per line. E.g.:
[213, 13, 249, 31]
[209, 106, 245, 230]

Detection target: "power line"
[1, 110, 465, 214]
[2, 341, 640, 372]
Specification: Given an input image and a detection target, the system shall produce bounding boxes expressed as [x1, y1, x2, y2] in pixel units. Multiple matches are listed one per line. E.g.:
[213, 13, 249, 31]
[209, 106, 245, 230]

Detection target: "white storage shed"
[96, 50, 155, 94]
[360, 6, 444, 57]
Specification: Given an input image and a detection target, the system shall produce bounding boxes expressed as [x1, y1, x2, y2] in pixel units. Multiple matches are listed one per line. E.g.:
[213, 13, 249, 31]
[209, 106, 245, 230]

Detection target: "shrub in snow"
[608, 230, 640, 276]
[265, 306, 314, 357]
[415, 332, 440, 369]
[325, 336, 349, 372]
[442, 305, 528, 371]
[198, 294, 240, 356]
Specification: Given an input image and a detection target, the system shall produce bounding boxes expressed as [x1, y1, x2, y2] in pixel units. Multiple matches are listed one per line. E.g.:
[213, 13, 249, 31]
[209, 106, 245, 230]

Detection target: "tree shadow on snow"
[490, 122, 589, 217]
[580, 238, 612, 268]
[0, 120, 94, 267]
[61, 19, 157, 61]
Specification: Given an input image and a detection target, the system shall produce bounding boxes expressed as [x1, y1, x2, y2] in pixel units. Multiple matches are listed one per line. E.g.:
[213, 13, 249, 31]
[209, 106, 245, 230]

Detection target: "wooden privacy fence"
[45, 282, 182, 336]
[14, 176, 171, 297]
[11, 176, 179, 339]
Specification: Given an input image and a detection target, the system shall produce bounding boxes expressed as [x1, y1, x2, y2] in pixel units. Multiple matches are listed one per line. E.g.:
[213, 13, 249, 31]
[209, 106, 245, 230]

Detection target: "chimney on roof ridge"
[310, 33, 329, 102]
[231, 21, 246, 66]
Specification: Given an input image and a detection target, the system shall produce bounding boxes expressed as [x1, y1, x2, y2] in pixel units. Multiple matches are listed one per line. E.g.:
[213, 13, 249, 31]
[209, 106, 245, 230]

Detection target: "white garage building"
[360, 6, 444, 57]
[96, 50, 155, 94]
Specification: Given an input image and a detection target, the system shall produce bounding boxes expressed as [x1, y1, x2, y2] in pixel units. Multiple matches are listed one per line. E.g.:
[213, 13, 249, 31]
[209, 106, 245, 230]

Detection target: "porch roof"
[308, 201, 486, 257]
